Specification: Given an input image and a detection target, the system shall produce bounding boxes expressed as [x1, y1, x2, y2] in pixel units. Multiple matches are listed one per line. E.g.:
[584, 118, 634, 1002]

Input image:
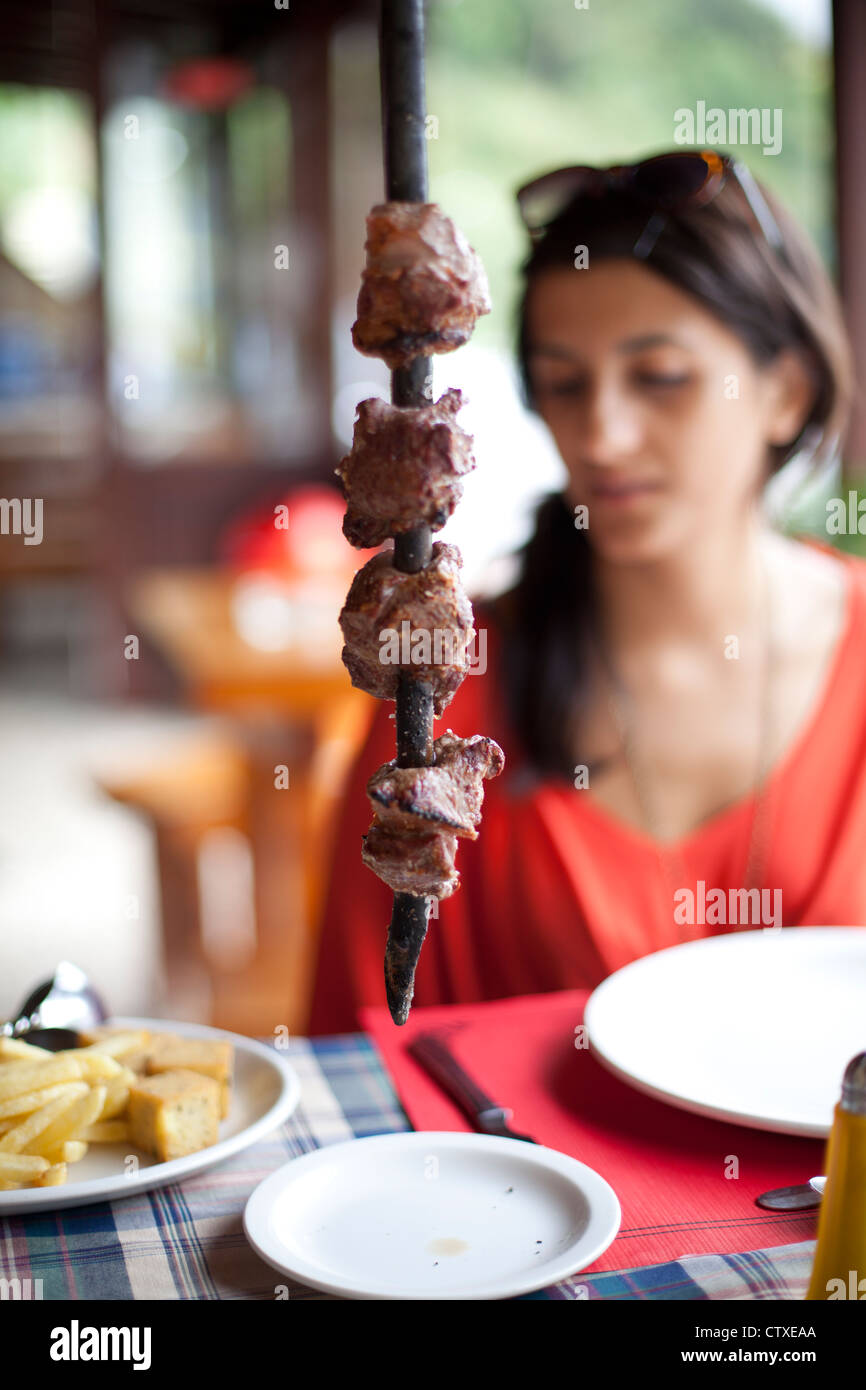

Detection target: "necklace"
[596, 550, 776, 936]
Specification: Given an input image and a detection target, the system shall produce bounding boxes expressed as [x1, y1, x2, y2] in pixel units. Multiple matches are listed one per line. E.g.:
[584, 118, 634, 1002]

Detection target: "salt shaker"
[806, 1052, 866, 1300]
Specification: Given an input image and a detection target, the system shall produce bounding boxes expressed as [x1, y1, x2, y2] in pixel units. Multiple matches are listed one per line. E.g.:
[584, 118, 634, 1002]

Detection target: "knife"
[407, 1029, 538, 1142]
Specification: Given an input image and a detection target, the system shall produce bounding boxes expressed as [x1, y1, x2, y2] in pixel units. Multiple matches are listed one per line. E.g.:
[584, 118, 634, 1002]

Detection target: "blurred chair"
[102, 486, 377, 1035]
[98, 691, 373, 1037]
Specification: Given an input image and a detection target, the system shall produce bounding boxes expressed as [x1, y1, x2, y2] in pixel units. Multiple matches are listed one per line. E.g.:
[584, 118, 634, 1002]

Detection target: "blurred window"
[0, 85, 100, 469]
[102, 47, 309, 465]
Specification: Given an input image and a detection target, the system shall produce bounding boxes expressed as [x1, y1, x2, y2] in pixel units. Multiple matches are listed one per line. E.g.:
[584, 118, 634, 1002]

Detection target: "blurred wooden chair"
[98, 690, 373, 1037]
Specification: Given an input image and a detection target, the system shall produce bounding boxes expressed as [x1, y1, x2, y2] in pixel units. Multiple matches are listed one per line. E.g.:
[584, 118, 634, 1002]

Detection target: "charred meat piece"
[367, 730, 505, 840]
[362, 822, 459, 900]
[362, 731, 504, 899]
[351, 203, 491, 370]
[339, 542, 474, 717]
[337, 388, 475, 549]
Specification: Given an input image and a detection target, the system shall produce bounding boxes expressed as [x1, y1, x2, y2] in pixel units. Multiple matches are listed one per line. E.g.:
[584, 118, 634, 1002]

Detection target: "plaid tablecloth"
[0, 1033, 814, 1300]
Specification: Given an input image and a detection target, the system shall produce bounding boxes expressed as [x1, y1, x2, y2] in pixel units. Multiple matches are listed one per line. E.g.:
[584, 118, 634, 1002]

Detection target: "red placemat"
[360, 989, 826, 1273]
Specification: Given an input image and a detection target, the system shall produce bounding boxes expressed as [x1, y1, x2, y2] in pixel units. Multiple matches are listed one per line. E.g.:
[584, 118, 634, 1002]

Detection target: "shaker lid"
[841, 1052, 866, 1113]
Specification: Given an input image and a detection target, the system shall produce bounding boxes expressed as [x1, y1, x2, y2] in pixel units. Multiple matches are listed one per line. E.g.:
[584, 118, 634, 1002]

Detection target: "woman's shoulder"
[773, 536, 866, 753]
[832, 544, 866, 598]
[787, 533, 866, 630]
[791, 530, 866, 576]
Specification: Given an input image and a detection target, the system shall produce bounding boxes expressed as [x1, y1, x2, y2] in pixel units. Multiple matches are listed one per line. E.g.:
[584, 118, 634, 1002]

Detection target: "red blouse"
[308, 547, 866, 1035]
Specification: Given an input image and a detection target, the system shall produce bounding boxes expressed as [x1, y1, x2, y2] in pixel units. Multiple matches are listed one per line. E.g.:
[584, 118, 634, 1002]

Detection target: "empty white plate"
[584, 927, 866, 1137]
[243, 1131, 621, 1299]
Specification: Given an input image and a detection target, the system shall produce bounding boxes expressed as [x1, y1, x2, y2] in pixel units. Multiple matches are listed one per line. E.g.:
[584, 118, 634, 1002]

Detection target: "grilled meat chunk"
[366, 730, 504, 840]
[362, 731, 504, 898]
[351, 203, 491, 370]
[339, 542, 474, 716]
[361, 822, 459, 900]
[337, 388, 475, 549]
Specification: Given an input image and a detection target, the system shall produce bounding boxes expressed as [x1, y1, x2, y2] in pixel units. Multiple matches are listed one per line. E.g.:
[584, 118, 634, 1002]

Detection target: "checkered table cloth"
[0, 1033, 814, 1300]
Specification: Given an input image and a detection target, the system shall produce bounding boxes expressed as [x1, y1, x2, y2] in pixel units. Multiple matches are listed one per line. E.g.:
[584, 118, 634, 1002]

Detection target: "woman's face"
[524, 259, 808, 564]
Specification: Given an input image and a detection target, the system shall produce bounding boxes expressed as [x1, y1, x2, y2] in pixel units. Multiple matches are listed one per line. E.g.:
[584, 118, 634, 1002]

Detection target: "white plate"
[243, 1130, 621, 1300]
[584, 927, 866, 1137]
[0, 1015, 301, 1214]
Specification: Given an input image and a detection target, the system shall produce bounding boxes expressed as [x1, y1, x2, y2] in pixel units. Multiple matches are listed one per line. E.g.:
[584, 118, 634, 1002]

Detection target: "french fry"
[0, 1082, 88, 1120]
[0, 1085, 88, 1153]
[81, 1121, 128, 1143]
[35, 1162, 67, 1187]
[0, 1179, 23, 1189]
[0, 1152, 50, 1179]
[40, 1140, 88, 1165]
[51, 1052, 122, 1081]
[0, 1057, 83, 1101]
[78, 1031, 150, 1059]
[28, 1086, 106, 1158]
[0, 1037, 52, 1060]
[98, 1071, 134, 1121]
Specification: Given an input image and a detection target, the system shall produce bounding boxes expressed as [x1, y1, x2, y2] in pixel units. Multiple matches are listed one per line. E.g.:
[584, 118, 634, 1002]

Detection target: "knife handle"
[407, 1030, 511, 1126]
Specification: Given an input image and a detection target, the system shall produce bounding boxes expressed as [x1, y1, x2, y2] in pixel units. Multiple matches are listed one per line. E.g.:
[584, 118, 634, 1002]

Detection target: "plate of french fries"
[0, 1017, 301, 1214]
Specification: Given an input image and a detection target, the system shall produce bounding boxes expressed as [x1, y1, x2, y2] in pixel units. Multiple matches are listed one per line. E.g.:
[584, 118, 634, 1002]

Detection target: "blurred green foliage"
[0, 86, 94, 213]
[426, 0, 834, 355]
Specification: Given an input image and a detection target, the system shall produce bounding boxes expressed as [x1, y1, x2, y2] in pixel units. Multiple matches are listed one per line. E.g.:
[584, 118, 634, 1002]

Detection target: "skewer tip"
[385, 893, 432, 1024]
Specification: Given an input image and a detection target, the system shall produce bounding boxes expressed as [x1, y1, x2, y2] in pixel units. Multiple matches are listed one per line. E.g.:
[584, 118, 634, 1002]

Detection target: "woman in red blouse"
[309, 153, 859, 1035]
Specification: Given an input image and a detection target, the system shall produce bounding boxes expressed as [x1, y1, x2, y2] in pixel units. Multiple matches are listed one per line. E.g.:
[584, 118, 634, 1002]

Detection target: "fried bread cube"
[127, 1069, 221, 1162]
[144, 1036, 233, 1119]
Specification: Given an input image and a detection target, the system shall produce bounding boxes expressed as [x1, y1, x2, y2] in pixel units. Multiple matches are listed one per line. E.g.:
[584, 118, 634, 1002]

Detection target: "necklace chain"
[596, 552, 775, 932]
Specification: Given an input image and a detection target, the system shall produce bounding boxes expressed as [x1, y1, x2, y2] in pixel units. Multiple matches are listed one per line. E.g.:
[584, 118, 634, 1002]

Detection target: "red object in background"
[220, 485, 378, 581]
[162, 57, 254, 110]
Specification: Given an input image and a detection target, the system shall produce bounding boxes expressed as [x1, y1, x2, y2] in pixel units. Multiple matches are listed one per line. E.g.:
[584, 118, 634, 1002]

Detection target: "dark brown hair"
[492, 159, 854, 781]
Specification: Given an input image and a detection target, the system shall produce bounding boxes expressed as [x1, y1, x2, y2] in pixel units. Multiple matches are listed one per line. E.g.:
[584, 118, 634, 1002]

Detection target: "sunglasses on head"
[515, 150, 785, 261]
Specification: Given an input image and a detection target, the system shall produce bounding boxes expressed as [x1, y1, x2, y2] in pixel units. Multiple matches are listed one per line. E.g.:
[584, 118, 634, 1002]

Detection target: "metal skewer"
[379, 0, 435, 1024]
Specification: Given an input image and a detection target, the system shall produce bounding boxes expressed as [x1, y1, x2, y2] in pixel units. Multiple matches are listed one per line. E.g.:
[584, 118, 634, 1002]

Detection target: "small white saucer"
[243, 1130, 620, 1300]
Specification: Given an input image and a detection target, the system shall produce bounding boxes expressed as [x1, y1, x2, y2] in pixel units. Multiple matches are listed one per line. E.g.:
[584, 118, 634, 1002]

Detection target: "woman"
[308, 151, 861, 1036]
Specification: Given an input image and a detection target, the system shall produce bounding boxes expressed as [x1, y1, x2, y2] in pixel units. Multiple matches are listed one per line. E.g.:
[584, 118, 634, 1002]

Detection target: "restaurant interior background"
[0, 0, 863, 1037]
